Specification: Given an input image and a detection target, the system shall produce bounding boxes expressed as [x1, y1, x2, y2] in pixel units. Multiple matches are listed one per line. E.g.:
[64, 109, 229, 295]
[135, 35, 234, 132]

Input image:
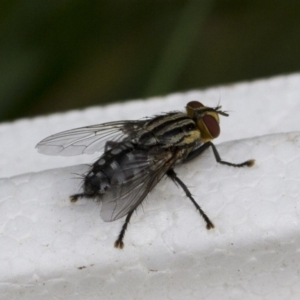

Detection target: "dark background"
[1, 0, 299, 122]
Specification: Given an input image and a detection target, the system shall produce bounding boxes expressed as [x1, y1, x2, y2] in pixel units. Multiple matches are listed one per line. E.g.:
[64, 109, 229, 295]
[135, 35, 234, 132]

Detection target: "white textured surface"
[1, 73, 300, 299]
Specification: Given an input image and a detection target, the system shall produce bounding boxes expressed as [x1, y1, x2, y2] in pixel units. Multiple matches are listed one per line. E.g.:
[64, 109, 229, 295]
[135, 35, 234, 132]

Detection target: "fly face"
[36, 101, 255, 249]
[186, 101, 228, 142]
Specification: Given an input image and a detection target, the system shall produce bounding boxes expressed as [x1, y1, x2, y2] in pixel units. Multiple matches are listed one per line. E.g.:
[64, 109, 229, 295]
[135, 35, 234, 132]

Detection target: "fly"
[36, 101, 255, 248]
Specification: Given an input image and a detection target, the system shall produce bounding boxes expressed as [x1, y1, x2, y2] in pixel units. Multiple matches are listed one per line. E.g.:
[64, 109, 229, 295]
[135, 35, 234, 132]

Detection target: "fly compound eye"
[187, 101, 204, 109]
[195, 113, 220, 141]
[186, 101, 204, 118]
[202, 115, 220, 139]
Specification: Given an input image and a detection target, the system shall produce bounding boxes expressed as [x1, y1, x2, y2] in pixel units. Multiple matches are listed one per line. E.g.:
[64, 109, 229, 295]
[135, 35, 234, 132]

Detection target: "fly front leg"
[184, 141, 255, 167]
[166, 169, 214, 230]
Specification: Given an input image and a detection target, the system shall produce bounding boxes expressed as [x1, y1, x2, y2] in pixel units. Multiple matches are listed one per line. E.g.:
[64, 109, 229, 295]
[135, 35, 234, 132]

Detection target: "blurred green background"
[1, 0, 300, 122]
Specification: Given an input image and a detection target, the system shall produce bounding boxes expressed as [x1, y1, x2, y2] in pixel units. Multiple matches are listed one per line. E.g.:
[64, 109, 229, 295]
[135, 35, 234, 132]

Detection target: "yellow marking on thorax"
[183, 130, 200, 144]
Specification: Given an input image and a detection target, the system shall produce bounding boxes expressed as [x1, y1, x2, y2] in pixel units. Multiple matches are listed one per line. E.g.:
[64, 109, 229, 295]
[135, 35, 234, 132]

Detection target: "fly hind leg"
[114, 210, 135, 249]
[167, 169, 214, 230]
[70, 193, 98, 202]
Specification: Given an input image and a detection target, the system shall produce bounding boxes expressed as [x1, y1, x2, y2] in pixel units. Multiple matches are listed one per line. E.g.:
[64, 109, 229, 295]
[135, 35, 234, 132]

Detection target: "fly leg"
[184, 141, 255, 167]
[167, 169, 214, 230]
[70, 193, 96, 202]
[70, 193, 83, 202]
[114, 210, 134, 249]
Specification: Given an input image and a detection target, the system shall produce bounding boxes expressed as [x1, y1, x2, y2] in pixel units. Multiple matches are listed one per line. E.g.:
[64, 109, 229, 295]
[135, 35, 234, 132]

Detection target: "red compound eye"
[203, 115, 220, 138]
[187, 101, 204, 109]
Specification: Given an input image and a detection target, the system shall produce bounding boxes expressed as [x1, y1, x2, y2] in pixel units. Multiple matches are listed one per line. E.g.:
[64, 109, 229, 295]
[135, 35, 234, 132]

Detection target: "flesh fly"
[36, 101, 254, 248]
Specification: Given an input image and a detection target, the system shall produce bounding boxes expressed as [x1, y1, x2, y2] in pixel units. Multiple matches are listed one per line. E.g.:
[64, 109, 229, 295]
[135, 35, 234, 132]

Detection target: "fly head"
[186, 101, 228, 142]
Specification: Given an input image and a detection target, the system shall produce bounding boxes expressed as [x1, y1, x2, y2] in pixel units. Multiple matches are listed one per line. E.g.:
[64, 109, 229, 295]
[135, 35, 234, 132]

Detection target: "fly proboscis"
[36, 101, 255, 249]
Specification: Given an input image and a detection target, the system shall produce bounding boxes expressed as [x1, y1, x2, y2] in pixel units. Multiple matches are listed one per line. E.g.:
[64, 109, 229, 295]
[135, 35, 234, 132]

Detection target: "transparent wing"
[36, 120, 146, 156]
[100, 148, 180, 222]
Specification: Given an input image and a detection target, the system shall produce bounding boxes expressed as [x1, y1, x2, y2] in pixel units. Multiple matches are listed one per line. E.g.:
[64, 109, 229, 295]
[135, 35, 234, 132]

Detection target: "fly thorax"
[135, 130, 157, 147]
[140, 113, 200, 148]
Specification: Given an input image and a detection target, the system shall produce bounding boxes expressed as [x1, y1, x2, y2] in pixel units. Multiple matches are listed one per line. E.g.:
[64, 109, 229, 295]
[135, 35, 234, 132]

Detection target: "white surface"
[1, 73, 300, 299]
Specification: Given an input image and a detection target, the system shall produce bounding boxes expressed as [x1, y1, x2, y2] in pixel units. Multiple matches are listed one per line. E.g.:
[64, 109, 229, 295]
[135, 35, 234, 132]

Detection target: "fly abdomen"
[83, 142, 136, 199]
[83, 170, 110, 198]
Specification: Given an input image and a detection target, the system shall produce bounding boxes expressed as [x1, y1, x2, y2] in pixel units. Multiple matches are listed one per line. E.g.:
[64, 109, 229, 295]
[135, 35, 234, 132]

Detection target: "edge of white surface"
[1, 73, 300, 299]
[1, 72, 300, 178]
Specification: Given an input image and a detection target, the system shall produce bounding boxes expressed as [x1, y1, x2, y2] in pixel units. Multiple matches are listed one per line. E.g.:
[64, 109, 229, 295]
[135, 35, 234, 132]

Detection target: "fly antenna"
[217, 110, 229, 117]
